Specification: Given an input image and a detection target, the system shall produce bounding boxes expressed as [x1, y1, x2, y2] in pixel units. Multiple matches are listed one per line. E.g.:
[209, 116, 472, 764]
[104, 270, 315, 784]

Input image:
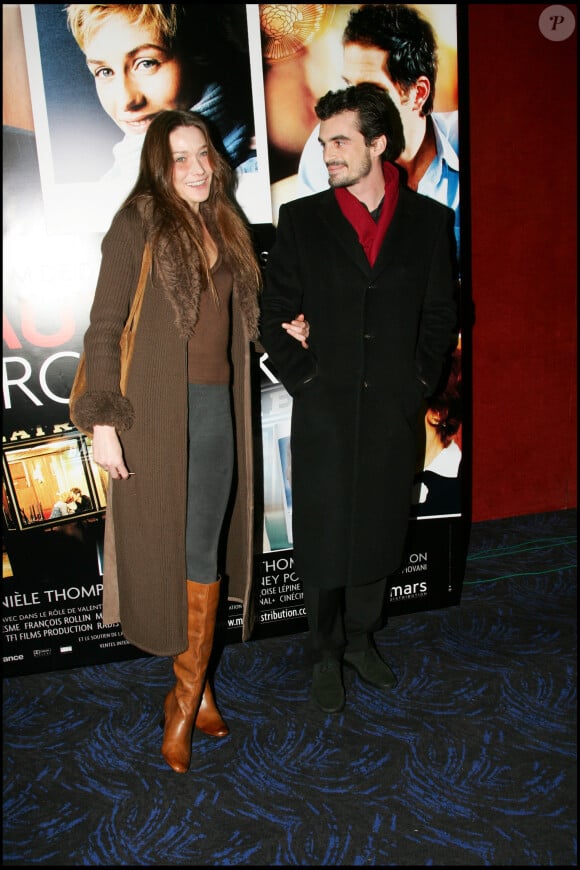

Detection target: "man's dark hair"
[315, 83, 405, 162]
[343, 4, 438, 116]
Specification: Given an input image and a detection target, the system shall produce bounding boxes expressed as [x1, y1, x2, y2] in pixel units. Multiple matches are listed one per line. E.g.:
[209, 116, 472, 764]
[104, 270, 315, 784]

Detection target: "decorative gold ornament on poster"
[260, 4, 335, 62]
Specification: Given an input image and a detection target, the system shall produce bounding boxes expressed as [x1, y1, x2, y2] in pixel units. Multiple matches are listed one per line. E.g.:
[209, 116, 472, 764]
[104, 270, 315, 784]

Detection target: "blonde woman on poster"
[21, 4, 272, 231]
[65, 5, 256, 185]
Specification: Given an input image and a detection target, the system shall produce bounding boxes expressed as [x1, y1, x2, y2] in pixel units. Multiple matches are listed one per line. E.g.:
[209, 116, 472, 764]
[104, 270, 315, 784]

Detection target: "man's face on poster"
[342, 43, 412, 118]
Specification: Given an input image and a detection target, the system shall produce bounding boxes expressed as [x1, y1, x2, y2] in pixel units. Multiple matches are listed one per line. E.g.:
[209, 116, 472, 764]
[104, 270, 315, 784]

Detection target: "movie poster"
[19, 4, 272, 232]
[3, 4, 465, 676]
[4, 4, 274, 674]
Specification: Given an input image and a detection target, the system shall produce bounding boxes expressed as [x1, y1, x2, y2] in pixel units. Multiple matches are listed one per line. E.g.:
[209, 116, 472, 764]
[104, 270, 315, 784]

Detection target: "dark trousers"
[302, 577, 388, 661]
[185, 384, 233, 582]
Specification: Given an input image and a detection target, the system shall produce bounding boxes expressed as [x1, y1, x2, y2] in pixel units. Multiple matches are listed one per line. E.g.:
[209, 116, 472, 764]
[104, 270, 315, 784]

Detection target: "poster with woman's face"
[20, 4, 273, 233]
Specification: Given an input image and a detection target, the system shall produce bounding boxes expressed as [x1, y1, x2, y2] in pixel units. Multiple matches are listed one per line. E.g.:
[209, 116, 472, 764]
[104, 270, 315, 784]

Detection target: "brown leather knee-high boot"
[161, 578, 222, 773]
[196, 681, 229, 738]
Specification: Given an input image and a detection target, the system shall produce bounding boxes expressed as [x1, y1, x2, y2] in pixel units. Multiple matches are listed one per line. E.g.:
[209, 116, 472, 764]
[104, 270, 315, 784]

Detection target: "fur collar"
[132, 196, 260, 341]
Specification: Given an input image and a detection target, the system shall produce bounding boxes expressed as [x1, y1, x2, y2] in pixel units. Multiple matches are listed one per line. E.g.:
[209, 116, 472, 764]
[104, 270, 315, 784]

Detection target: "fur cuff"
[70, 391, 135, 434]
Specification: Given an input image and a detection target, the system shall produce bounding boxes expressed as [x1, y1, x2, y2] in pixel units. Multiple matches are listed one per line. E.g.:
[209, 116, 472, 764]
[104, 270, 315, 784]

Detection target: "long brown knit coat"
[71, 202, 261, 654]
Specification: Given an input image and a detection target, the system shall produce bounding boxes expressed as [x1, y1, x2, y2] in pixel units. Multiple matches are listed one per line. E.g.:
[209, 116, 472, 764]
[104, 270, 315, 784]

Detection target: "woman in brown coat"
[71, 109, 308, 773]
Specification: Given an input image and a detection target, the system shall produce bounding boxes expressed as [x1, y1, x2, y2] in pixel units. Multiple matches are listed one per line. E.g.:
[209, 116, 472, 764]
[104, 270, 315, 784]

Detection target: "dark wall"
[466, 4, 576, 521]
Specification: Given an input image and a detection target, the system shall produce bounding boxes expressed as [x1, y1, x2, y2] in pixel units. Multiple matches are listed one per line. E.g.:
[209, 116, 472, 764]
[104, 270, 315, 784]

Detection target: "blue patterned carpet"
[3, 510, 577, 866]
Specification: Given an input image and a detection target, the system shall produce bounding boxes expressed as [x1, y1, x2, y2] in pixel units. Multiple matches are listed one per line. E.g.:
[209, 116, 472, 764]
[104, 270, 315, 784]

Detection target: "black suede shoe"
[311, 658, 345, 713]
[343, 648, 397, 690]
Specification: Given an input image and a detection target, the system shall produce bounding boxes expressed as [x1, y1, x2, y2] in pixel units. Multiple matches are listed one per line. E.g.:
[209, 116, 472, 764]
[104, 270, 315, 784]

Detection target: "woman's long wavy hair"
[124, 109, 262, 304]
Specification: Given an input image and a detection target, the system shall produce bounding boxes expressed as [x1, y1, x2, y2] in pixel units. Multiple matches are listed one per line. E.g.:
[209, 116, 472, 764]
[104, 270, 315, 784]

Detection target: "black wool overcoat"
[260, 185, 457, 590]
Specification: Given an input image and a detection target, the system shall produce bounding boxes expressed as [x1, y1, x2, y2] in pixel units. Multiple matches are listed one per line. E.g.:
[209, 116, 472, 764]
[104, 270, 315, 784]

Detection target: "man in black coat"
[260, 83, 457, 713]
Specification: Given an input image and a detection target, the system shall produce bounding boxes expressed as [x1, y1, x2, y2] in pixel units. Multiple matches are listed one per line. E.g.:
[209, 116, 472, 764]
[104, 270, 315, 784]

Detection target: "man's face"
[84, 15, 197, 137]
[319, 110, 374, 190]
[342, 43, 409, 115]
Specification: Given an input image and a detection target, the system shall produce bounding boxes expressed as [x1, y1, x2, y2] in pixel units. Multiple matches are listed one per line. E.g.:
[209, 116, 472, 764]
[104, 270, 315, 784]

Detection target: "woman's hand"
[282, 313, 310, 349]
[92, 425, 131, 480]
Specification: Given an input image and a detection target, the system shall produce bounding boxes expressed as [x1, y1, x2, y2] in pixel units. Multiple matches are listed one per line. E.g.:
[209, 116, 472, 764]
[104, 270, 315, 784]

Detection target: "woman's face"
[170, 125, 213, 211]
[84, 15, 200, 137]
